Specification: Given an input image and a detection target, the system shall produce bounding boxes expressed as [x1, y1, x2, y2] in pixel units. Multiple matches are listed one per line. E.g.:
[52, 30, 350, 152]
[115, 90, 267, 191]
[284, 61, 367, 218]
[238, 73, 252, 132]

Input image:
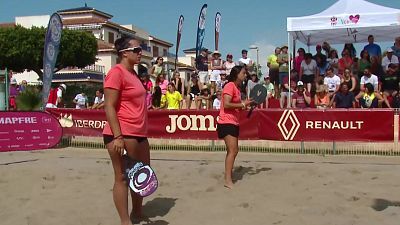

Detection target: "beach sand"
[1, 148, 400, 225]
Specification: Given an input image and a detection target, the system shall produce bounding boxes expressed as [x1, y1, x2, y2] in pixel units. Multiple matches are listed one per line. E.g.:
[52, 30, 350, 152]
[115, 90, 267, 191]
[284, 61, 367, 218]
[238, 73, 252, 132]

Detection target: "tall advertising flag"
[215, 12, 221, 51]
[41, 13, 63, 110]
[195, 4, 207, 58]
[175, 15, 184, 70]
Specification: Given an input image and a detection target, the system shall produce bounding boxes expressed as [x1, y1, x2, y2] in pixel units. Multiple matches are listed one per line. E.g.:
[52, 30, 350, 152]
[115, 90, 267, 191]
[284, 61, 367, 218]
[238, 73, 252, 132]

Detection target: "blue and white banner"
[215, 12, 221, 51]
[175, 15, 184, 70]
[41, 13, 63, 110]
[195, 4, 207, 58]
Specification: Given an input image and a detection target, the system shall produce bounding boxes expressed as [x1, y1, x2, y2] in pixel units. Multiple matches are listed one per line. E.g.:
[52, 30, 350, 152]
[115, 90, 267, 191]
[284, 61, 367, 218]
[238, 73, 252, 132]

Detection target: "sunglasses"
[119, 47, 142, 53]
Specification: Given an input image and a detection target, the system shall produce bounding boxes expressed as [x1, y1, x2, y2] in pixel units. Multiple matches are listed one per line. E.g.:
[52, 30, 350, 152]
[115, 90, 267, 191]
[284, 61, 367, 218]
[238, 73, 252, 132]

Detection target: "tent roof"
[287, 0, 400, 45]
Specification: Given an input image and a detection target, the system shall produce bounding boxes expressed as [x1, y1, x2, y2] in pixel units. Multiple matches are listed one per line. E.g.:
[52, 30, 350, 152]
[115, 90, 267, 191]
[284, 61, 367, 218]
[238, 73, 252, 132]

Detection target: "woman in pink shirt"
[156, 74, 169, 95]
[103, 37, 149, 225]
[217, 65, 253, 189]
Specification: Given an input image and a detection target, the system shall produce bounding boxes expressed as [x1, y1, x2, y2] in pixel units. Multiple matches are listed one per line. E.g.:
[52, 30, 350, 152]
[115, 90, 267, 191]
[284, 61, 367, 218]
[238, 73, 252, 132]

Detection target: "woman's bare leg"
[106, 142, 132, 225]
[223, 135, 239, 189]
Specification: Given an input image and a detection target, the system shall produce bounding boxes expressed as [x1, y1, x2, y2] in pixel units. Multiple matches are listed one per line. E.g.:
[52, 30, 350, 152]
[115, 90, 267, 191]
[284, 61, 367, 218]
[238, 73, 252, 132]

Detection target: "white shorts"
[210, 70, 221, 82]
[198, 71, 209, 84]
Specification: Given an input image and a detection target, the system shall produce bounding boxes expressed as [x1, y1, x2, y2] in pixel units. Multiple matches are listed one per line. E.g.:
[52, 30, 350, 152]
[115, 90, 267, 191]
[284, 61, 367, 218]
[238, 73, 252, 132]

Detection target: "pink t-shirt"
[103, 64, 148, 137]
[158, 80, 169, 94]
[143, 80, 153, 93]
[218, 82, 242, 125]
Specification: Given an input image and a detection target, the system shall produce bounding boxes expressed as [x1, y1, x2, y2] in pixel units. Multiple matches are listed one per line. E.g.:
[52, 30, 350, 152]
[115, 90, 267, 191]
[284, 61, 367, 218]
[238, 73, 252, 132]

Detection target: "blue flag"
[195, 4, 207, 58]
[41, 13, 63, 110]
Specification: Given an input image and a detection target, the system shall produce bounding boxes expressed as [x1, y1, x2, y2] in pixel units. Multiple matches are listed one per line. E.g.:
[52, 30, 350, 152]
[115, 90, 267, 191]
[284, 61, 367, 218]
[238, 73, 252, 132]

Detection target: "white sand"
[1, 148, 400, 225]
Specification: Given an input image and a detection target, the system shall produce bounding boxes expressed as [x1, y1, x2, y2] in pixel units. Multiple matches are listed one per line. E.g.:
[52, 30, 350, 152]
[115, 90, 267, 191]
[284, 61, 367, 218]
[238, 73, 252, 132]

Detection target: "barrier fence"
[46, 108, 400, 156]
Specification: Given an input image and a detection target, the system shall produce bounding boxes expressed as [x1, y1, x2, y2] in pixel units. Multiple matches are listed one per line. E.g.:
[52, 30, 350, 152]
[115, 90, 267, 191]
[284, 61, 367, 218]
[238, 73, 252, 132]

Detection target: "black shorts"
[302, 74, 315, 84]
[269, 68, 279, 85]
[103, 135, 147, 145]
[217, 123, 239, 139]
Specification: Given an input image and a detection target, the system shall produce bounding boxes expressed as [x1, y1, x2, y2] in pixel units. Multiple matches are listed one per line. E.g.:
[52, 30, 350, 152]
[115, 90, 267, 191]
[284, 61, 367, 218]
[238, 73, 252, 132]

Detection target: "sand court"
[1, 148, 400, 225]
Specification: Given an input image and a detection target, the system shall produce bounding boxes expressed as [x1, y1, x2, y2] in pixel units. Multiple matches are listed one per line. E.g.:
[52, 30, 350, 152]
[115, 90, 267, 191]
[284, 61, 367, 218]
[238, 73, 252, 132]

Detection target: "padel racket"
[123, 150, 158, 197]
[247, 84, 267, 118]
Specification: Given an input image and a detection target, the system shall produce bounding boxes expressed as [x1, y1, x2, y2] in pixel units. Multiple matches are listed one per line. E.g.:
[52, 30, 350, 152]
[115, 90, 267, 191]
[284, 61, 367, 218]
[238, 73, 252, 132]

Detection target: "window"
[108, 32, 114, 44]
[153, 46, 159, 57]
[163, 49, 167, 57]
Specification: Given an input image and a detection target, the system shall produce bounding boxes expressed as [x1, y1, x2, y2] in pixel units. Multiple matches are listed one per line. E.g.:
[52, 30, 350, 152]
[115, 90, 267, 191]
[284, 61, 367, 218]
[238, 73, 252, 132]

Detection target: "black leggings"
[103, 135, 147, 145]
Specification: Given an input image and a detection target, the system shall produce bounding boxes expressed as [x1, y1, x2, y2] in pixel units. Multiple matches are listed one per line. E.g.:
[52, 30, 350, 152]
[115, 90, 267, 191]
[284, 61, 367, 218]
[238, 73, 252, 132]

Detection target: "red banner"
[46, 109, 394, 142]
[258, 109, 394, 142]
[0, 112, 63, 152]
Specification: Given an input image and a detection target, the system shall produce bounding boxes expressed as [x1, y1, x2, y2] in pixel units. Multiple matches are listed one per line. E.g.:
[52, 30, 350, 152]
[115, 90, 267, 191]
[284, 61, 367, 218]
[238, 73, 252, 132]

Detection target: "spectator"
[299, 53, 317, 93]
[370, 55, 385, 80]
[210, 51, 224, 96]
[322, 41, 333, 56]
[294, 47, 305, 73]
[359, 83, 380, 108]
[140, 74, 153, 109]
[224, 53, 236, 75]
[381, 64, 399, 108]
[19, 80, 27, 92]
[213, 90, 222, 110]
[333, 83, 355, 108]
[268, 47, 281, 97]
[186, 74, 201, 109]
[246, 72, 258, 99]
[155, 74, 169, 95]
[92, 88, 105, 109]
[8, 78, 19, 110]
[195, 48, 209, 85]
[314, 44, 327, 62]
[314, 85, 330, 109]
[278, 45, 289, 88]
[316, 54, 329, 82]
[165, 83, 183, 110]
[150, 56, 164, 78]
[363, 35, 382, 59]
[327, 49, 339, 75]
[358, 50, 371, 79]
[261, 75, 274, 108]
[392, 36, 400, 58]
[238, 49, 253, 70]
[46, 83, 66, 108]
[170, 71, 184, 95]
[357, 67, 384, 104]
[280, 71, 297, 108]
[216, 73, 228, 92]
[341, 69, 358, 94]
[151, 86, 166, 109]
[292, 81, 311, 108]
[196, 85, 211, 109]
[343, 43, 357, 58]
[382, 48, 399, 70]
[324, 67, 341, 99]
[73, 92, 89, 109]
[338, 49, 353, 76]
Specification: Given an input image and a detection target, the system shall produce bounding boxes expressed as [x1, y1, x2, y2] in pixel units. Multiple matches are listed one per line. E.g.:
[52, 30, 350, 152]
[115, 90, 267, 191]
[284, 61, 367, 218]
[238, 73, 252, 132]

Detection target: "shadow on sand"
[371, 198, 400, 211]
[139, 197, 178, 225]
[232, 166, 271, 183]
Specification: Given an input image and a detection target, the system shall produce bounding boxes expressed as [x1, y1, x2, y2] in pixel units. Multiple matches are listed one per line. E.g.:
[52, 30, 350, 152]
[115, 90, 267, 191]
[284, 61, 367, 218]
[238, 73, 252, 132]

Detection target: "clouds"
[247, 41, 277, 75]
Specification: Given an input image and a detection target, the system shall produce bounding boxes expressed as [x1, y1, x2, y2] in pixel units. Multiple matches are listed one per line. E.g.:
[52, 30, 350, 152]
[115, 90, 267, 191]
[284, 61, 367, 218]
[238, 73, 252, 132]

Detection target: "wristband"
[113, 134, 123, 140]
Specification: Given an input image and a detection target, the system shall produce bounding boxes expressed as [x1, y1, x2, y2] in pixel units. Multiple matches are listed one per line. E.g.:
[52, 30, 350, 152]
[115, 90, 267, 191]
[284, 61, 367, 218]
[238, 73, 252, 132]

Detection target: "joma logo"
[166, 115, 217, 133]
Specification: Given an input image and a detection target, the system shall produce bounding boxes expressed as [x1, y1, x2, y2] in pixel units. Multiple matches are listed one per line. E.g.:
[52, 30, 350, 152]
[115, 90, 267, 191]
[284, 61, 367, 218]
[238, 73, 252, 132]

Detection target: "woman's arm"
[104, 88, 124, 155]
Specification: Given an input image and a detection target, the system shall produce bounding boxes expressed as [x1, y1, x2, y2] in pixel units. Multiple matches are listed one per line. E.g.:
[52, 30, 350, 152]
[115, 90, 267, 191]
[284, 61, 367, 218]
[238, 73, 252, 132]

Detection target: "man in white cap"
[382, 48, 399, 70]
[292, 80, 311, 108]
[46, 83, 67, 108]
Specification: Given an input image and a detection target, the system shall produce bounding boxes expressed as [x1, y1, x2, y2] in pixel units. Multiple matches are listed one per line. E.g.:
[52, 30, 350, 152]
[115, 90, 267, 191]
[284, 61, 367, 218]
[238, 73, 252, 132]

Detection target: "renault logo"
[278, 110, 300, 140]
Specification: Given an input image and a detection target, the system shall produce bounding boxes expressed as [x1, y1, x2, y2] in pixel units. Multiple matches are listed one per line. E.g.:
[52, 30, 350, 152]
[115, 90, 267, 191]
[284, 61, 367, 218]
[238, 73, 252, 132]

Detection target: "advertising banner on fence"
[46, 109, 259, 140]
[47, 109, 394, 142]
[258, 109, 394, 141]
[0, 112, 63, 152]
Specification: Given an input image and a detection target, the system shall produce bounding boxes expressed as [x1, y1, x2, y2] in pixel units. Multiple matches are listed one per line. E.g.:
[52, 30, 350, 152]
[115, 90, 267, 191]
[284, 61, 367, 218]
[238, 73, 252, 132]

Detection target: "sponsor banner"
[215, 12, 221, 51]
[174, 15, 184, 70]
[195, 4, 207, 58]
[41, 13, 63, 109]
[259, 109, 394, 142]
[0, 112, 63, 152]
[46, 109, 259, 140]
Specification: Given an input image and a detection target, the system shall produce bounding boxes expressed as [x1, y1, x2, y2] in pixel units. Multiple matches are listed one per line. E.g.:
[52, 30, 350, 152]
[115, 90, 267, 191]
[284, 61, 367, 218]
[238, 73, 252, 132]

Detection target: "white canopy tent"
[285, 0, 400, 106]
[287, 0, 400, 45]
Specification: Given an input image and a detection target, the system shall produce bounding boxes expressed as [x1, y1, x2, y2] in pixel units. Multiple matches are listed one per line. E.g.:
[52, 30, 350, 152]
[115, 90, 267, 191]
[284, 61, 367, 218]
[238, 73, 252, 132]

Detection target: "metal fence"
[58, 136, 400, 156]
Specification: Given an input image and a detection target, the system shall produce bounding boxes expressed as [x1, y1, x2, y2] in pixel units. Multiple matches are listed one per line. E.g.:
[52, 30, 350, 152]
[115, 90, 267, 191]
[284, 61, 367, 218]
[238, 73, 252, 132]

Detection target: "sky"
[0, 0, 398, 73]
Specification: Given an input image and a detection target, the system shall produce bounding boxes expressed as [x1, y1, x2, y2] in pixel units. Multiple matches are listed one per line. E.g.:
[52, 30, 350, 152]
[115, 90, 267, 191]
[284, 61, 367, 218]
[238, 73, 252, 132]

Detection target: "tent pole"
[288, 32, 291, 108]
